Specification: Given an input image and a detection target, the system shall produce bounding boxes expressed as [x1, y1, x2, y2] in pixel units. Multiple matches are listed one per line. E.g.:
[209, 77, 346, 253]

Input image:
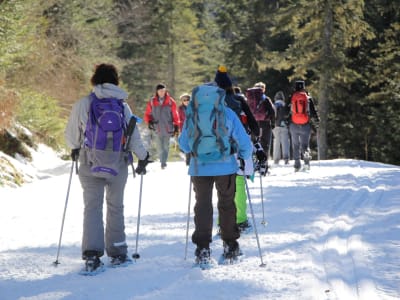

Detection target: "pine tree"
[268, 0, 375, 159]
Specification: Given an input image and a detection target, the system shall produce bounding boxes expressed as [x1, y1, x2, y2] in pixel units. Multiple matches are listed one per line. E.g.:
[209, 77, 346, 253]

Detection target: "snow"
[0, 146, 399, 300]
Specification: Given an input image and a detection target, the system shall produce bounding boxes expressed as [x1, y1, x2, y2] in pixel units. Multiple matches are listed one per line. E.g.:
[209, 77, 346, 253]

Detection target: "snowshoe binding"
[109, 254, 133, 268]
[219, 241, 243, 265]
[238, 220, 252, 234]
[79, 255, 104, 276]
[193, 248, 213, 270]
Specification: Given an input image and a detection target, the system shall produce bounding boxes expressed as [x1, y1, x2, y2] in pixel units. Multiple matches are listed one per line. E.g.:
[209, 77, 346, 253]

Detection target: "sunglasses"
[183, 98, 190, 102]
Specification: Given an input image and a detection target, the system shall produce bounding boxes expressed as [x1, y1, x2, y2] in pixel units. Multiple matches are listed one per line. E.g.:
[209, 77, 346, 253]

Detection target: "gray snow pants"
[289, 123, 311, 163]
[155, 134, 170, 166]
[272, 126, 290, 163]
[78, 152, 129, 259]
[191, 174, 239, 249]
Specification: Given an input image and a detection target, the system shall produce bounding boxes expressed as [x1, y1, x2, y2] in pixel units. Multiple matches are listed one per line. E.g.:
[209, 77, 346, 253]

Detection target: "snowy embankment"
[0, 145, 399, 300]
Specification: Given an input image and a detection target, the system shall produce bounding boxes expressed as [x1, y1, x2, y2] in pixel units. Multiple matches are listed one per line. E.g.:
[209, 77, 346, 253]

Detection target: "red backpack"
[291, 91, 310, 125]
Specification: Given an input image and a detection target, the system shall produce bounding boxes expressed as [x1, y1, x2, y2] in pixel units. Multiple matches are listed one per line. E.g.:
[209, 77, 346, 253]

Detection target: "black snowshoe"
[219, 241, 243, 265]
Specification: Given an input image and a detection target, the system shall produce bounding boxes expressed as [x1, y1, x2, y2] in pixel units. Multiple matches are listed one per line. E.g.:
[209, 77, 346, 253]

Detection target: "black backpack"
[224, 93, 242, 117]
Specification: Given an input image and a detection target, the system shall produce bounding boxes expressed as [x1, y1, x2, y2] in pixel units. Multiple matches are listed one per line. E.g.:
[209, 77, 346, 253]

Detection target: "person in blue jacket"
[178, 73, 253, 265]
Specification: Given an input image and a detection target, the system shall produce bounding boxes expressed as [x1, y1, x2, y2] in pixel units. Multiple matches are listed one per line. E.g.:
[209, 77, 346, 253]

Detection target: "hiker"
[248, 82, 276, 173]
[272, 91, 290, 165]
[178, 93, 191, 165]
[288, 80, 320, 171]
[65, 63, 150, 273]
[178, 71, 253, 266]
[144, 83, 180, 169]
[215, 67, 265, 234]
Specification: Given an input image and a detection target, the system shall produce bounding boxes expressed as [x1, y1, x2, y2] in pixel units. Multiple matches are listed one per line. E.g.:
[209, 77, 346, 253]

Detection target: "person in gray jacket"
[144, 84, 180, 169]
[272, 91, 290, 165]
[65, 63, 149, 273]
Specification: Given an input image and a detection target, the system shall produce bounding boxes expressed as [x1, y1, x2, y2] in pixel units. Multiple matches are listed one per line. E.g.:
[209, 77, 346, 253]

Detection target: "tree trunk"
[317, 2, 334, 159]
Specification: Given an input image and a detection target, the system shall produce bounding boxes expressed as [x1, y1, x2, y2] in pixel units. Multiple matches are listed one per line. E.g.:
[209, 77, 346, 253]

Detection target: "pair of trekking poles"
[52, 161, 144, 266]
[53, 117, 144, 266]
[184, 171, 267, 267]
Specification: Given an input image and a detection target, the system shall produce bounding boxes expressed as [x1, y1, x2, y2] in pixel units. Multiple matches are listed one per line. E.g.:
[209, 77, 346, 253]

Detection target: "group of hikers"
[64, 63, 320, 273]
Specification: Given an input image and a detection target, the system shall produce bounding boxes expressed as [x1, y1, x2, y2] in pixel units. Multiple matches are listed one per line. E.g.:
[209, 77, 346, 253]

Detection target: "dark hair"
[295, 80, 305, 91]
[156, 83, 166, 91]
[91, 64, 119, 86]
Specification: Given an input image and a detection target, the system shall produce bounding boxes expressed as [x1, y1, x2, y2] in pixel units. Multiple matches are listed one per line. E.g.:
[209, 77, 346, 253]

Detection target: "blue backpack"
[84, 93, 127, 178]
[185, 84, 232, 163]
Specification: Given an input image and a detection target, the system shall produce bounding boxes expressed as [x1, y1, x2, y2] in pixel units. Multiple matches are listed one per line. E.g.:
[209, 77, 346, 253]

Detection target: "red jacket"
[144, 92, 180, 136]
[178, 104, 187, 131]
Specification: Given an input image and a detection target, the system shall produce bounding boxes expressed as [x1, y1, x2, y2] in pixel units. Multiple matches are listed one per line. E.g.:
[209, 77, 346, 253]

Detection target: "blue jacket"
[178, 107, 253, 176]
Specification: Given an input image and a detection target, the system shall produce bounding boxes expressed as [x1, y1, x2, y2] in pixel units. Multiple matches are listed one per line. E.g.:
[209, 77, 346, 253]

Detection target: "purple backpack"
[84, 93, 127, 178]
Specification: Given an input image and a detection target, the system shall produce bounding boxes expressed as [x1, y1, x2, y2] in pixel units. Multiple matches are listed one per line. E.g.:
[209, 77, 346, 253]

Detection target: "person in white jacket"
[65, 63, 149, 273]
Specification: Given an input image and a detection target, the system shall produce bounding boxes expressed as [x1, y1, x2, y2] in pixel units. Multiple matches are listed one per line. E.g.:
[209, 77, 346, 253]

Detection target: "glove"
[148, 120, 156, 131]
[173, 125, 180, 137]
[71, 148, 80, 161]
[238, 158, 245, 171]
[254, 142, 267, 162]
[259, 160, 268, 176]
[135, 152, 150, 175]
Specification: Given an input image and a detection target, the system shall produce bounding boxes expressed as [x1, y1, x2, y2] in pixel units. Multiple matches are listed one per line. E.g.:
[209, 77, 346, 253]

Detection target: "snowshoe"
[193, 248, 213, 270]
[238, 220, 252, 234]
[219, 241, 243, 265]
[109, 254, 133, 268]
[79, 256, 105, 276]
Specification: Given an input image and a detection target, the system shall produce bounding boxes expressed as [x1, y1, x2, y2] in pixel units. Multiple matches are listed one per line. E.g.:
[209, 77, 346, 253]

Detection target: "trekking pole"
[184, 178, 192, 260]
[244, 176, 266, 267]
[53, 160, 75, 266]
[132, 174, 144, 260]
[316, 127, 320, 167]
[259, 174, 266, 225]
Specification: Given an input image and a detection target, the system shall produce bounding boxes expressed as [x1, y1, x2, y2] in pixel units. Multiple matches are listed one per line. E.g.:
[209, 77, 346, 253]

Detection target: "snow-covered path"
[0, 153, 399, 300]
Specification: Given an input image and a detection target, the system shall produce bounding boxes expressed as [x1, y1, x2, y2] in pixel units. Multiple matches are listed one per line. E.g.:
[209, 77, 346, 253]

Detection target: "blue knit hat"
[214, 65, 232, 89]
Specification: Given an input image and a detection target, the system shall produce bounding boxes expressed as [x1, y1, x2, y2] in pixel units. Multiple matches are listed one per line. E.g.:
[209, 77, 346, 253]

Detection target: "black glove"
[135, 152, 150, 175]
[71, 148, 80, 161]
[173, 125, 180, 137]
[259, 160, 268, 176]
[254, 142, 267, 162]
[148, 120, 156, 131]
[238, 158, 245, 171]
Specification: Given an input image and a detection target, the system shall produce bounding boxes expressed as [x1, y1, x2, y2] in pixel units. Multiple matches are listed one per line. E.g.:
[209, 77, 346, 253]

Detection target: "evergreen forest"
[0, 0, 399, 165]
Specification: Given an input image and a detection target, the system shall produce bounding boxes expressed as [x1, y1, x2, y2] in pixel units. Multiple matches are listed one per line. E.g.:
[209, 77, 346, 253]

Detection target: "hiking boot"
[222, 241, 242, 259]
[303, 151, 311, 167]
[84, 256, 103, 273]
[195, 247, 211, 265]
[161, 162, 167, 169]
[294, 159, 301, 172]
[110, 254, 132, 266]
[284, 158, 289, 165]
[238, 220, 252, 233]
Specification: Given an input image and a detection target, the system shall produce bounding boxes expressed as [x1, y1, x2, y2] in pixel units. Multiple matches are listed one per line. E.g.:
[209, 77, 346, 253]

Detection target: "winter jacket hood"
[93, 83, 128, 100]
[64, 84, 147, 160]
